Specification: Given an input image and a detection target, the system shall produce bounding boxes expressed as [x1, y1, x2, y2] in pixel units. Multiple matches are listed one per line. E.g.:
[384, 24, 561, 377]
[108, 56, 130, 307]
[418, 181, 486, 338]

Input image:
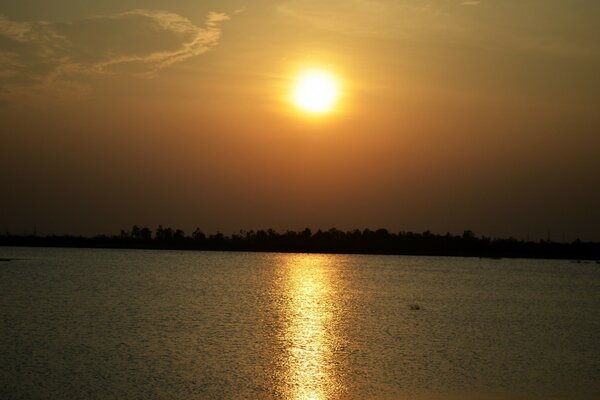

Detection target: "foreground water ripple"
[1, 247, 599, 399]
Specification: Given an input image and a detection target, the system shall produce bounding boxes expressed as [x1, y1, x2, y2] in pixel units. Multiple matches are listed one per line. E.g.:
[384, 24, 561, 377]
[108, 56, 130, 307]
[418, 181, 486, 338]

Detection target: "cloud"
[277, 0, 479, 35]
[278, 0, 598, 60]
[0, 10, 230, 100]
[276, 0, 471, 40]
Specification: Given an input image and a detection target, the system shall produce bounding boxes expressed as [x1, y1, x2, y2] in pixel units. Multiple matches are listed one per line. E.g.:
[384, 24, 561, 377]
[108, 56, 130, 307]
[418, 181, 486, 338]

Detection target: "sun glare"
[292, 69, 339, 114]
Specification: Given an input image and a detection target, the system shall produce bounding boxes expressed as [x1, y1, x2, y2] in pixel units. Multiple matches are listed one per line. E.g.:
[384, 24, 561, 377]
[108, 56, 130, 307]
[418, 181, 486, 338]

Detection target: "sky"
[1, 0, 599, 240]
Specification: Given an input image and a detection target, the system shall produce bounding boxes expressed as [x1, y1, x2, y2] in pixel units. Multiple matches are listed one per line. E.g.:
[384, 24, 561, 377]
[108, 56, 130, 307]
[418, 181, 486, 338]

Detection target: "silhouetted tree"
[463, 230, 476, 240]
[192, 228, 205, 241]
[2, 225, 599, 260]
[140, 227, 152, 241]
[131, 225, 141, 239]
[174, 229, 185, 241]
[156, 225, 174, 241]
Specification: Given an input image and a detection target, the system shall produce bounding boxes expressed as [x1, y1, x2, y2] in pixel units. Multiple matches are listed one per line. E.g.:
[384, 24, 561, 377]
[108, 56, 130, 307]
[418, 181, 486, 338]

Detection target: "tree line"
[1, 225, 599, 260]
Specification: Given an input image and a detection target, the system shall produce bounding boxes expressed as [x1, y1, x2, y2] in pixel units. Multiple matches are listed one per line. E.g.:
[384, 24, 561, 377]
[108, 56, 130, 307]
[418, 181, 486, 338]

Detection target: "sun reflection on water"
[281, 254, 341, 400]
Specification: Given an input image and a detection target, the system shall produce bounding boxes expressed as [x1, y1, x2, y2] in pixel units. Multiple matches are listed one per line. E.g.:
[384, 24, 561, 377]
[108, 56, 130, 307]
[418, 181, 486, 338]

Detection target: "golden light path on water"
[281, 254, 343, 400]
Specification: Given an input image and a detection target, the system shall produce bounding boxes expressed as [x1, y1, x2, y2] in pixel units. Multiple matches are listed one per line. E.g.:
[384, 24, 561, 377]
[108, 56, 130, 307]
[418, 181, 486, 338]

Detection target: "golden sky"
[1, 0, 599, 240]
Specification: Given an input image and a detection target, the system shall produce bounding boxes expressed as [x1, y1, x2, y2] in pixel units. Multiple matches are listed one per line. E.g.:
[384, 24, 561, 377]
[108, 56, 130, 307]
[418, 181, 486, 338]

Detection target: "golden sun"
[292, 69, 340, 114]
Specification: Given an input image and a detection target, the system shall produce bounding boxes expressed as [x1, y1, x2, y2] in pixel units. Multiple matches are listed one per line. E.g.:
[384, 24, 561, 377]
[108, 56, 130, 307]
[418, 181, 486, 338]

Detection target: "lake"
[1, 247, 598, 399]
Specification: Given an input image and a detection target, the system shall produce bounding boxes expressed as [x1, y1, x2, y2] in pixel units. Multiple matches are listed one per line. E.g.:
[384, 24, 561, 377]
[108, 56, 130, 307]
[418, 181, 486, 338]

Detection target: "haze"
[1, 0, 599, 240]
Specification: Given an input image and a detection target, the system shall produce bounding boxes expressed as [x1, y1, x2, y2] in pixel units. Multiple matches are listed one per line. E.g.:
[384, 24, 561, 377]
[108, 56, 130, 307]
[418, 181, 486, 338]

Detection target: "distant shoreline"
[2, 227, 599, 261]
[2, 243, 600, 263]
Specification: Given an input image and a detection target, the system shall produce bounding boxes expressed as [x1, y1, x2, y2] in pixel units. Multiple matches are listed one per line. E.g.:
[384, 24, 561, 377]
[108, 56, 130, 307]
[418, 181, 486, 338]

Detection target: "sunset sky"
[1, 0, 599, 240]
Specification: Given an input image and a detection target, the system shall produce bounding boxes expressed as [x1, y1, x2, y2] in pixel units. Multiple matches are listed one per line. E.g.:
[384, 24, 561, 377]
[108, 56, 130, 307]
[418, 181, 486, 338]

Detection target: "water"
[1, 247, 599, 399]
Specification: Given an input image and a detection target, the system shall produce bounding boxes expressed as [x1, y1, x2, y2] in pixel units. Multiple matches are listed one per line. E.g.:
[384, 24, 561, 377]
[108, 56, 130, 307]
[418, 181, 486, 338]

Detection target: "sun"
[292, 69, 340, 114]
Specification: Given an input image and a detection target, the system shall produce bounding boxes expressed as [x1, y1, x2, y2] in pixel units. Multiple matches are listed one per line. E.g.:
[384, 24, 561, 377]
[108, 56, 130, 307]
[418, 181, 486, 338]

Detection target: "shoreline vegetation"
[1, 226, 599, 260]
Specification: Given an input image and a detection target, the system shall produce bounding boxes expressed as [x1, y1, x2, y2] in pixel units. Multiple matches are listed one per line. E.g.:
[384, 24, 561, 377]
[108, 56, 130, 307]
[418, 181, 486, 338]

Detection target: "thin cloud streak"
[0, 10, 230, 100]
[277, 0, 598, 59]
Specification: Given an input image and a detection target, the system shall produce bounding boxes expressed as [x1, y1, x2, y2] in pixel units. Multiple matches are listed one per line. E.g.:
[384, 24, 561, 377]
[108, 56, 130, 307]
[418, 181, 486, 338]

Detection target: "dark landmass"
[2, 226, 600, 260]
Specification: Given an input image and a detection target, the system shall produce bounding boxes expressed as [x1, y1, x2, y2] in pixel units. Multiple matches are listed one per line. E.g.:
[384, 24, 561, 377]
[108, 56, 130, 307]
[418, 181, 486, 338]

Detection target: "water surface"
[1, 247, 598, 399]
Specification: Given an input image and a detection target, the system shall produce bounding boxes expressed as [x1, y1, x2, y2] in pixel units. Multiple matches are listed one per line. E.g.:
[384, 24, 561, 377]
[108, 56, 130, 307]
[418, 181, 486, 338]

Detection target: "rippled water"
[1, 247, 599, 399]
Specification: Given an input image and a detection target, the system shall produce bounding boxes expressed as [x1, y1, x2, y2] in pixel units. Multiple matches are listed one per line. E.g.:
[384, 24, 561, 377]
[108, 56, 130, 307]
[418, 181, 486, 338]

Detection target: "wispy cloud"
[277, 0, 481, 36]
[0, 10, 230, 100]
[278, 0, 598, 59]
[277, 0, 473, 41]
